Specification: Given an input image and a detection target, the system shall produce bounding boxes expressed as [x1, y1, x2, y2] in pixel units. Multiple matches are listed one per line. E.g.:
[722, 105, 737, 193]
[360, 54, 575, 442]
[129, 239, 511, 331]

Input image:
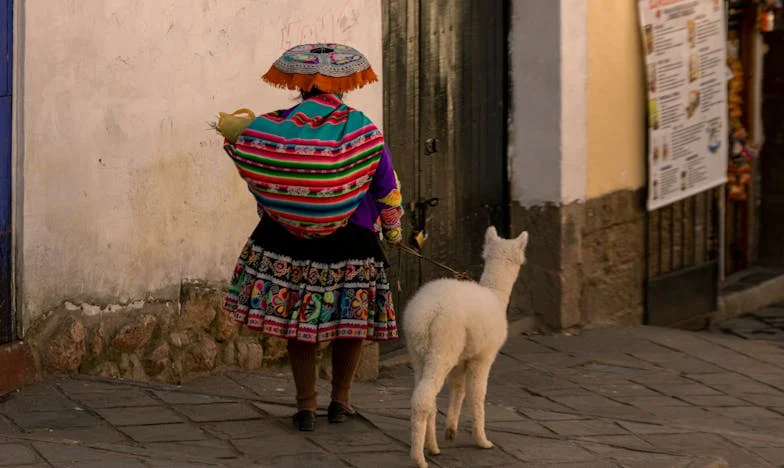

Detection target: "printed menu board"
[639, 0, 728, 211]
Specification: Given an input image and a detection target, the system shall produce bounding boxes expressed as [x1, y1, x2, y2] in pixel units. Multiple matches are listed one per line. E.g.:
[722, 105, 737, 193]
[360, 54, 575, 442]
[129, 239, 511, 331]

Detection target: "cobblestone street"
[3, 326, 784, 467]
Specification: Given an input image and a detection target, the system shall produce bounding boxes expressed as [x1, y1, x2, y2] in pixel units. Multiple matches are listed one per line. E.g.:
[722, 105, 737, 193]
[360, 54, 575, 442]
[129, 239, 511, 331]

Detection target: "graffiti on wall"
[278, 0, 361, 51]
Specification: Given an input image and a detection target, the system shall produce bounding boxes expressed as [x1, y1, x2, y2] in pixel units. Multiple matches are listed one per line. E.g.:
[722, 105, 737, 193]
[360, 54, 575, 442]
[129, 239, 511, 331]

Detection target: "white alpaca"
[403, 226, 529, 468]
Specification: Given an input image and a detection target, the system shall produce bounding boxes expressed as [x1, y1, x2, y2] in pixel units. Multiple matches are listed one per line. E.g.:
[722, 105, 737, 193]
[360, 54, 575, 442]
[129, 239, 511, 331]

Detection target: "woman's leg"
[330, 339, 364, 406]
[287, 339, 318, 410]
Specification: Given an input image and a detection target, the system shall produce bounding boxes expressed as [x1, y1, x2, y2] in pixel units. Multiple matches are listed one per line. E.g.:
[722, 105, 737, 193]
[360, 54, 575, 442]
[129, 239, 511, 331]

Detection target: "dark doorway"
[760, 30, 784, 267]
[382, 0, 508, 346]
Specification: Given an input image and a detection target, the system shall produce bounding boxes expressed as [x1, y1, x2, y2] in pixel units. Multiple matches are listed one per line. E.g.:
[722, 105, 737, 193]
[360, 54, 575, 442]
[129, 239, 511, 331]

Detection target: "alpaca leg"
[414, 355, 440, 456]
[410, 361, 452, 468]
[411, 355, 424, 387]
[426, 408, 439, 456]
[445, 362, 467, 440]
[466, 358, 494, 449]
[410, 380, 429, 467]
[408, 354, 427, 466]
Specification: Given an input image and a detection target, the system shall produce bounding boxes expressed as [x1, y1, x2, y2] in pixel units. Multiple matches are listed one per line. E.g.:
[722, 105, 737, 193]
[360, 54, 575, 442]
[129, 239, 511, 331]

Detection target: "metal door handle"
[410, 198, 440, 249]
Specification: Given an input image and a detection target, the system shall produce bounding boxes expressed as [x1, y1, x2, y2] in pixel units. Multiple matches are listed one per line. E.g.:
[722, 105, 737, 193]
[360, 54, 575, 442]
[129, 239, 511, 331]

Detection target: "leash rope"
[394, 243, 474, 281]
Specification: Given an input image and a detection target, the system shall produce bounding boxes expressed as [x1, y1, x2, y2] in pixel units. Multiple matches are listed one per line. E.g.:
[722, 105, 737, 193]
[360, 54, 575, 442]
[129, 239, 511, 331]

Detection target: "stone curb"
[0, 342, 37, 395]
[717, 273, 784, 323]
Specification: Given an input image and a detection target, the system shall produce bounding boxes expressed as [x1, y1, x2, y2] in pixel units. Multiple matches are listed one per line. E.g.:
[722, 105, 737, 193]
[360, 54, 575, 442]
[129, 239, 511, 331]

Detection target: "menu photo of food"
[687, 19, 696, 48]
[645, 25, 654, 55]
[648, 63, 657, 92]
[652, 135, 670, 165]
[649, 98, 660, 129]
[686, 90, 700, 119]
[689, 51, 700, 82]
[663, 137, 670, 160]
[653, 139, 660, 164]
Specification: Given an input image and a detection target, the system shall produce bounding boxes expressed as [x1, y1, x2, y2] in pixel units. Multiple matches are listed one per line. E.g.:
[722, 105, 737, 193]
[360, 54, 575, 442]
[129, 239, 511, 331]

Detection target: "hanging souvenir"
[759, 2, 777, 32]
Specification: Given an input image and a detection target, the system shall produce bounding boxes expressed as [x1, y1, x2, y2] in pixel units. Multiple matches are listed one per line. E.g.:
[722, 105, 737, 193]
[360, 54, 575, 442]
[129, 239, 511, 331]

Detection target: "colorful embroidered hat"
[262, 43, 378, 94]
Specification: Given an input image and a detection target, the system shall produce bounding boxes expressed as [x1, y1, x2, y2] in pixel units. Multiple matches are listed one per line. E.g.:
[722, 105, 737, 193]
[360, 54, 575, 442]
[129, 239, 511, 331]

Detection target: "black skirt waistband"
[250, 218, 390, 267]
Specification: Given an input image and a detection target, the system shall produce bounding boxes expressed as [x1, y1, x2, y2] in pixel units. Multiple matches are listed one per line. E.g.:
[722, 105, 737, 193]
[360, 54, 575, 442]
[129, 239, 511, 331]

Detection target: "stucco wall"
[586, 0, 646, 199]
[509, 0, 588, 207]
[20, 0, 383, 330]
[510, 0, 646, 205]
[509, 0, 563, 206]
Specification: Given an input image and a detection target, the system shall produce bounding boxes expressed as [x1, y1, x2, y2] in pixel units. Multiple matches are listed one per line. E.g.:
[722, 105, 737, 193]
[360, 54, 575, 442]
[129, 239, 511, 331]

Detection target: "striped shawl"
[224, 94, 385, 238]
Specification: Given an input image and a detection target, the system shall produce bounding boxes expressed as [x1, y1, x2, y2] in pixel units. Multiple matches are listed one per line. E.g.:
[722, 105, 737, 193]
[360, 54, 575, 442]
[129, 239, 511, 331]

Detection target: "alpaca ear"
[485, 226, 499, 243]
[516, 231, 529, 250]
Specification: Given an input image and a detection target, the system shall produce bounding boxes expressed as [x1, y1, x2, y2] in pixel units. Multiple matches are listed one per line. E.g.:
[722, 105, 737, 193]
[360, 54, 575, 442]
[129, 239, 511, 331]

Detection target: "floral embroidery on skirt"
[224, 240, 398, 343]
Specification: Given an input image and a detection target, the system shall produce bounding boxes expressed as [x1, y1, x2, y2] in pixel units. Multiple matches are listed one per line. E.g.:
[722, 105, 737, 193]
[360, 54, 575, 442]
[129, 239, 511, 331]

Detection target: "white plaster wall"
[559, 0, 587, 205]
[509, 0, 587, 206]
[509, 0, 562, 206]
[21, 0, 383, 328]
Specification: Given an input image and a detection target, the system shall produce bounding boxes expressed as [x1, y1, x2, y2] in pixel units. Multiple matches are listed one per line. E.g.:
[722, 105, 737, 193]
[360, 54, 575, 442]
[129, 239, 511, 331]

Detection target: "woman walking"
[220, 44, 403, 431]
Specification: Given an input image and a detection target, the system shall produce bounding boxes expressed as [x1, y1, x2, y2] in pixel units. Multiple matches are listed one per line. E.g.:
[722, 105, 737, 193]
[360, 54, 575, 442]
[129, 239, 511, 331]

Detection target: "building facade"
[1, 0, 386, 390]
[506, 0, 784, 330]
[2, 0, 783, 391]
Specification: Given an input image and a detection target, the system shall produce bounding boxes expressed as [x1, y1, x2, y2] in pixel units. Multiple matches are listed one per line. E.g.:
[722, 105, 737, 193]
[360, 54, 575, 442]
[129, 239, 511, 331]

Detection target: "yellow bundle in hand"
[213, 108, 256, 144]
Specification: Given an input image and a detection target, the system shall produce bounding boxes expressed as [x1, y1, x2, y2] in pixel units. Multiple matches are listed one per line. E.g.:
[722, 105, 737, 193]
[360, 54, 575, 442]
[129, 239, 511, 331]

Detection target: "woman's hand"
[384, 227, 402, 245]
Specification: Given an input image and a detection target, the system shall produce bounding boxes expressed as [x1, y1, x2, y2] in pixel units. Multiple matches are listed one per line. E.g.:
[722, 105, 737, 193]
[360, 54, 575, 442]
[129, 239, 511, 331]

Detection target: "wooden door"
[382, 0, 508, 346]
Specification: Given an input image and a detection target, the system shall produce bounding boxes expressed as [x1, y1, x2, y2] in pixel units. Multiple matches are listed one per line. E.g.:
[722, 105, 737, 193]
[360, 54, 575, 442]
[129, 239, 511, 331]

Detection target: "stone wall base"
[509, 188, 646, 328]
[24, 281, 379, 386]
[582, 189, 646, 325]
[509, 201, 584, 329]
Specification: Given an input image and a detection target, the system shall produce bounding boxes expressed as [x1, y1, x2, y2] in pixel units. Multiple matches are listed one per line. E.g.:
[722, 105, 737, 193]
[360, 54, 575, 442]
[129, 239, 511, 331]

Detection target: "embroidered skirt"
[224, 217, 399, 343]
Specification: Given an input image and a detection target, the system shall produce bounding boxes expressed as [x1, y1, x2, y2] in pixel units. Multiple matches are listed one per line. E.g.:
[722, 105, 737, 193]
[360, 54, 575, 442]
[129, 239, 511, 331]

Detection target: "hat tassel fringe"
[261, 67, 379, 94]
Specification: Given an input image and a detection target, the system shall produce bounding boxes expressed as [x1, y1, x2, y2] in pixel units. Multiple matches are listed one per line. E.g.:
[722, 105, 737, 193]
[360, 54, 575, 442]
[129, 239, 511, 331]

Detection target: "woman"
[220, 43, 403, 431]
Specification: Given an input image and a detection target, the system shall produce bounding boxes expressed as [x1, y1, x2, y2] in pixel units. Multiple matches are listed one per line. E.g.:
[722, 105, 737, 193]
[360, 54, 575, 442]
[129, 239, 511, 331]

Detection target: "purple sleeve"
[370, 146, 404, 243]
[370, 147, 397, 199]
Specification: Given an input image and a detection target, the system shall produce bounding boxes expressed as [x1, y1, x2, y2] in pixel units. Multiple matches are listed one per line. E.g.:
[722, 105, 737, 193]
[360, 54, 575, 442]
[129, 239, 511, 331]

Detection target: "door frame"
[1, 0, 21, 343]
[11, 0, 22, 340]
[0, 0, 13, 344]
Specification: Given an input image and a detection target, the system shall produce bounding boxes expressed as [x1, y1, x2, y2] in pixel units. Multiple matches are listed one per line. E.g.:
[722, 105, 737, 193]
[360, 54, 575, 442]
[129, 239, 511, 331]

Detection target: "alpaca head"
[482, 226, 529, 266]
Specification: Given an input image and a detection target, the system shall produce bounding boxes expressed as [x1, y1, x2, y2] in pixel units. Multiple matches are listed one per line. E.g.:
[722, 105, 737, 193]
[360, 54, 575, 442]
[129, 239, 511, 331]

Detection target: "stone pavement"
[2, 326, 784, 467]
[716, 303, 784, 346]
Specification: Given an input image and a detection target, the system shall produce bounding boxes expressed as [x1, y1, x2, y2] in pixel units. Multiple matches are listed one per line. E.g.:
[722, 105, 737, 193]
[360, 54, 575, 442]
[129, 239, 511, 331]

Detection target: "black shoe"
[292, 410, 316, 432]
[328, 402, 356, 424]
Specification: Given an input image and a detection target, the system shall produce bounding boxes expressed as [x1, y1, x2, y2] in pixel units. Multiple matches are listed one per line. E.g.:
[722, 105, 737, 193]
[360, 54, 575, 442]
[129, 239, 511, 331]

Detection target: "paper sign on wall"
[639, 0, 728, 211]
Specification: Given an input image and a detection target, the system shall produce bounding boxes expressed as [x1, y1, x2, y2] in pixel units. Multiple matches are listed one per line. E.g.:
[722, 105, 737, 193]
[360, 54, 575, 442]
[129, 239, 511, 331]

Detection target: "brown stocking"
[287, 339, 318, 410]
[330, 339, 364, 406]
